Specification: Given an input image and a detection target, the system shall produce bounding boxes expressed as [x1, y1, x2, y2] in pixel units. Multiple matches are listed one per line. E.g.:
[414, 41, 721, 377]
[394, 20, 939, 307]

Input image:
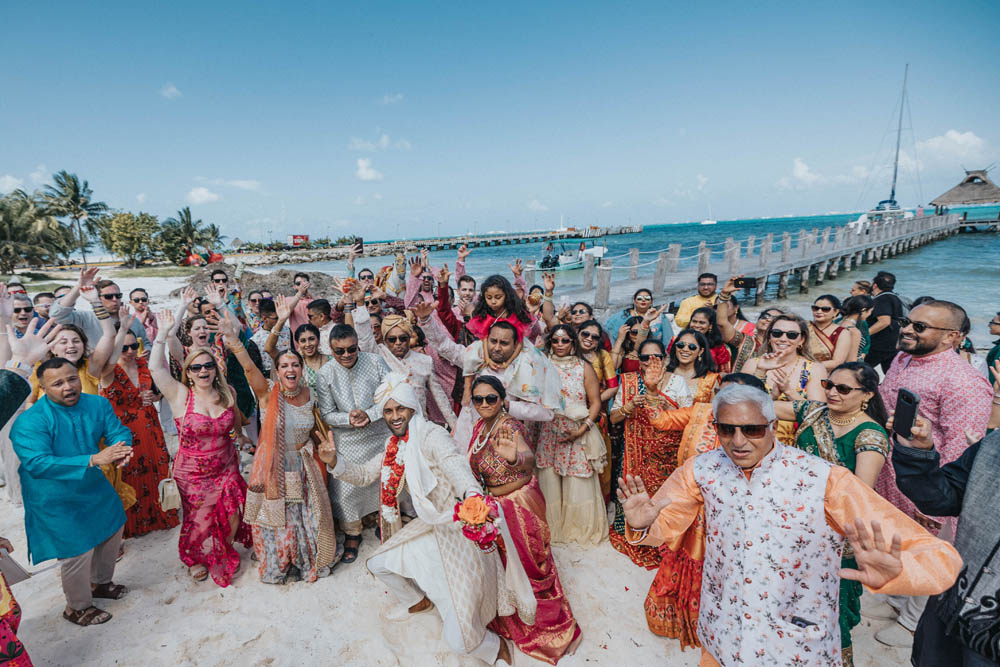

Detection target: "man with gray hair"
[619, 383, 963, 667]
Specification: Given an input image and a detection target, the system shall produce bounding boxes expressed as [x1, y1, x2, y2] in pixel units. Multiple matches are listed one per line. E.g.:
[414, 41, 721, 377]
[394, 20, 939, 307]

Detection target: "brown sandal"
[63, 606, 112, 626]
[91, 583, 129, 600]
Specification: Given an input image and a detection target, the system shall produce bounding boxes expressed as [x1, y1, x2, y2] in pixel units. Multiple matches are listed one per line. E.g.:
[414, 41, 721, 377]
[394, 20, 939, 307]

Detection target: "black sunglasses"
[248, 298, 260, 303]
[550, 337, 572, 345]
[189, 361, 217, 372]
[212, 278, 228, 284]
[365, 299, 381, 306]
[385, 335, 409, 344]
[359, 274, 374, 281]
[333, 344, 359, 356]
[12, 306, 33, 314]
[674, 342, 700, 351]
[578, 331, 600, 340]
[715, 421, 771, 438]
[131, 296, 149, 303]
[122, 342, 140, 352]
[294, 280, 307, 286]
[769, 329, 801, 340]
[101, 292, 123, 300]
[471, 394, 501, 406]
[571, 308, 590, 315]
[628, 329, 639, 335]
[820, 379, 863, 395]
[811, 305, 834, 312]
[638, 353, 665, 362]
[898, 317, 955, 334]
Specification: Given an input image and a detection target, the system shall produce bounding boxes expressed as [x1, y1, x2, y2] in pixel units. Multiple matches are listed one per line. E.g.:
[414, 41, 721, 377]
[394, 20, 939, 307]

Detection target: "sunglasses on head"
[212, 278, 228, 284]
[638, 353, 664, 362]
[471, 394, 500, 406]
[333, 344, 358, 356]
[715, 421, 771, 438]
[122, 342, 140, 352]
[385, 335, 409, 344]
[769, 329, 801, 340]
[12, 306, 33, 314]
[578, 331, 599, 340]
[101, 292, 123, 300]
[189, 361, 217, 372]
[674, 342, 699, 351]
[131, 296, 148, 303]
[811, 305, 834, 313]
[898, 317, 955, 334]
[820, 379, 863, 395]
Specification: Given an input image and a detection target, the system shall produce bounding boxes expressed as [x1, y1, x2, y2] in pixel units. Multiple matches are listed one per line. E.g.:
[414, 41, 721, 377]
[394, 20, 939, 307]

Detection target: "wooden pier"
[528, 214, 963, 315]
[404, 225, 643, 251]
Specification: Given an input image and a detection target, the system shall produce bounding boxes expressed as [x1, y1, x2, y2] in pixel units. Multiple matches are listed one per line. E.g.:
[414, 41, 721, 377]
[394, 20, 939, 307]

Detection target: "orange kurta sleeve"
[644, 405, 695, 431]
[823, 466, 962, 596]
[624, 457, 703, 549]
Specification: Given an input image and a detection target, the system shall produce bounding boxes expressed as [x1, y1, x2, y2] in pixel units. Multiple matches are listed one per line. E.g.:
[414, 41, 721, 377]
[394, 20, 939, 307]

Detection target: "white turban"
[374, 372, 423, 416]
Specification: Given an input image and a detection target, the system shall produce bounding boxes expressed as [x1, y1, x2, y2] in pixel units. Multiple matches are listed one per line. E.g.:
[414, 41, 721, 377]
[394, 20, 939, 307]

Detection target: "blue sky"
[2, 1, 998, 241]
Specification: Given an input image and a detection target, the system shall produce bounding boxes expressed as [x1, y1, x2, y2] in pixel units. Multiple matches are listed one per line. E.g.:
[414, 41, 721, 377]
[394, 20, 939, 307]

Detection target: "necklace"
[473, 414, 504, 454]
[281, 384, 303, 399]
[829, 410, 862, 426]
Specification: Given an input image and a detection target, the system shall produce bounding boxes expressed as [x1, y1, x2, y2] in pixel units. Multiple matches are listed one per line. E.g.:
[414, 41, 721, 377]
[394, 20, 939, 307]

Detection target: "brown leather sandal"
[91, 583, 129, 600]
[63, 606, 112, 626]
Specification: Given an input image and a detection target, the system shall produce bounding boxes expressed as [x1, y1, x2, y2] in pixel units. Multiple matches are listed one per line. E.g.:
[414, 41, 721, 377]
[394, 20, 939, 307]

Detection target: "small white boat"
[700, 219, 717, 225]
[540, 243, 607, 271]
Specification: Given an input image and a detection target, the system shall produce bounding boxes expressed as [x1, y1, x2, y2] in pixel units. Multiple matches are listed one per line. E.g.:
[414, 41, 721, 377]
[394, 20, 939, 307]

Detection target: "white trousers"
[368, 534, 500, 663]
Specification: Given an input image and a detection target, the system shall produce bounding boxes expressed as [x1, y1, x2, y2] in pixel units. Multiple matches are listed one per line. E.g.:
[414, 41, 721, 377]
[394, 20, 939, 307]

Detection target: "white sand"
[1, 271, 912, 666]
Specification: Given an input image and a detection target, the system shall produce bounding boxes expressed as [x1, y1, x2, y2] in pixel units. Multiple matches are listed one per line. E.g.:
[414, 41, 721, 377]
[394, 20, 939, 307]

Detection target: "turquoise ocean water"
[267, 207, 1000, 349]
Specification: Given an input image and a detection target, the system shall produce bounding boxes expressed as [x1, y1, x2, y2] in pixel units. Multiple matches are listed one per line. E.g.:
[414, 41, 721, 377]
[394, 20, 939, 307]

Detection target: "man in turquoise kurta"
[11, 357, 134, 626]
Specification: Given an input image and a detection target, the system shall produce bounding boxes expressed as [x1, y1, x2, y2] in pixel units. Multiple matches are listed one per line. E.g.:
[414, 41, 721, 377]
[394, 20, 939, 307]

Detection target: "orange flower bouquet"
[340, 277, 358, 294]
[453, 494, 501, 552]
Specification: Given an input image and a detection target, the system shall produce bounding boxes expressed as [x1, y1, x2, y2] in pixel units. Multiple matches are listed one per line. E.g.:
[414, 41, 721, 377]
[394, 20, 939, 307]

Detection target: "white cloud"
[696, 174, 709, 191]
[29, 164, 47, 184]
[776, 158, 823, 191]
[199, 177, 261, 191]
[917, 130, 985, 162]
[186, 187, 220, 204]
[348, 133, 411, 151]
[527, 199, 549, 212]
[653, 197, 675, 207]
[380, 93, 404, 105]
[159, 83, 182, 99]
[136, 193, 147, 203]
[0, 175, 23, 193]
[356, 158, 383, 182]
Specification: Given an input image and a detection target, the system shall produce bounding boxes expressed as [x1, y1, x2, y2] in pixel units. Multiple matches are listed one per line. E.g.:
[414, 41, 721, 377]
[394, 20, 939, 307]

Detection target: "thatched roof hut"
[930, 169, 1000, 207]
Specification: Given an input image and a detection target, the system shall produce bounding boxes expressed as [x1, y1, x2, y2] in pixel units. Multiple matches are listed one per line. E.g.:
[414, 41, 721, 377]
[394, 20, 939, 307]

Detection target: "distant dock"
[408, 225, 642, 251]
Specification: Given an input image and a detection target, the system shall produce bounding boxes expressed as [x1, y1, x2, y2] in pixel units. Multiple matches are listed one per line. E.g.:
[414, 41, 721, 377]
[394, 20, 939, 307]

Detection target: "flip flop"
[91, 583, 129, 600]
[63, 606, 112, 626]
[189, 565, 209, 581]
[341, 534, 363, 564]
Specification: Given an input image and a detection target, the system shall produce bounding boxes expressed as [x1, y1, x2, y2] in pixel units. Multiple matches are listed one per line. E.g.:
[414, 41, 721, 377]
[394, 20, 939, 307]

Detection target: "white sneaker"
[861, 600, 899, 621]
[874, 621, 914, 648]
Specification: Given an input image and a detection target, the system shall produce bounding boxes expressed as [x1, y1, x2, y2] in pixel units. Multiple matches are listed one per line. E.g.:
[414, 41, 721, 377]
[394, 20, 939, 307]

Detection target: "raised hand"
[117, 305, 135, 331]
[411, 300, 437, 321]
[642, 355, 665, 390]
[349, 242, 363, 260]
[408, 256, 424, 279]
[556, 304, 570, 322]
[616, 474, 672, 530]
[839, 519, 903, 589]
[316, 430, 338, 466]
[157, 309, 178, 337]
[437, 264, 450, 287]
[420, 248, 430, 267]
[642, 305, 664, 325]
[275, 294, 292, 323]
[203, 285, 223, 307]
[542, 272, 555, 293]
[494, 422, 519, 463]
[9, 318, 63, 366]
[295, 279, 310, 296]
[0, 284, 11, 321]
[78, 266, 100, 290]
[79, 285, 100, 304]
[509, 259, 524, 278]
[181, 286, 199, 307]
[722, 275, 742, 296]
[457, 244, 470, 261]
[217, 310, 240, 341]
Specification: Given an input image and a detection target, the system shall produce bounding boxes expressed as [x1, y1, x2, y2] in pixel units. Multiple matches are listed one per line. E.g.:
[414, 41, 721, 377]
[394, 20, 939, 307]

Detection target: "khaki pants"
[59, 527, 123, 611]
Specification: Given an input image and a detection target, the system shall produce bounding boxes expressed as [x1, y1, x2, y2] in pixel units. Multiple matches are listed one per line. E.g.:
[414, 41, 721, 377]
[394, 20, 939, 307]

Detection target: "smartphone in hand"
[734, 277, 757, 289]
[893, 388, 920, 439]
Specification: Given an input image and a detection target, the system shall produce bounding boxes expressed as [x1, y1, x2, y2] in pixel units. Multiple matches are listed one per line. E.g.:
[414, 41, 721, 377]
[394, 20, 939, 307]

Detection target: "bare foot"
[496, 638, 512, 665]
[408, 596, 433, 614]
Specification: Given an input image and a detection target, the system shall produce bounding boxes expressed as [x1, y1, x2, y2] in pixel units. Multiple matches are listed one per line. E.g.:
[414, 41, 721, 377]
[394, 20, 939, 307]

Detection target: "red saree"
[0, 572, 31, 666]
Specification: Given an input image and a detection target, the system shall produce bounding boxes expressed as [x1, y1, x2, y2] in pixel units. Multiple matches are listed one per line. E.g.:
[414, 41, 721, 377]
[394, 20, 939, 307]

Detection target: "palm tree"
[202, 223, 227, 250]
[163, 206, 207, 250]
[0, 191, 72, 274]
[40, 170, 109, 267]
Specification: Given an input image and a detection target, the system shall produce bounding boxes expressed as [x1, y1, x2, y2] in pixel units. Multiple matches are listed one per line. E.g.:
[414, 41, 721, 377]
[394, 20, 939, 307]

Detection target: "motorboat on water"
[700, 219, 717, 225]
[539, 242, 607, 271]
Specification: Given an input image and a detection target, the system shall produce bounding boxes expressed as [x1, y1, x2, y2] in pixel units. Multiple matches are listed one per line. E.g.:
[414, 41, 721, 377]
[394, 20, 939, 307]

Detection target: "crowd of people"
[0, 247, 998, 667]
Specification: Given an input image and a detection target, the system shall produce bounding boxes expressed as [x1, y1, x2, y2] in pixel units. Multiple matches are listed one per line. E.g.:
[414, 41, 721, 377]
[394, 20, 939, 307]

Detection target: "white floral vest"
[694, 444, 843, 666]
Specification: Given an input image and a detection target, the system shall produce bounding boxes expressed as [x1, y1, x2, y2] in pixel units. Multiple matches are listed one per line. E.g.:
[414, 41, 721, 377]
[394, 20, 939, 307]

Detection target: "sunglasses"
[359, 274, 374, 281]
[579, 331, 600, 340]
[384, 335, 409, 344]
[571, 309, 590, 315]
[212, 278, 228, 284]
[12, 306, 33, 314]
[990, 320, 1000, 327]
[365, 299, 380, 306]
[333, 345, 358, 356]
[811, 305, 834, 313]
[715, 422, 771, 438]
[769, 329, 801, 340]
[820, 379, 863, 395]
[551, 337, 572, 345]
[471, 394, 501, 406]
[759, 312, 779, 321]
[628, 329, 639, 335]
[189, 361, 217, 372]
[294, 280, 307, 286]
[674, 342, 700, 351]
[122, 342, 140, 352]
[634, 295, 652, 302]
[638, 353, 665, 362]
[101, 292, 123, 300]
[898, 317, 955, 334]
[131, 297, 148, 303]
[249, 298, 260, 304]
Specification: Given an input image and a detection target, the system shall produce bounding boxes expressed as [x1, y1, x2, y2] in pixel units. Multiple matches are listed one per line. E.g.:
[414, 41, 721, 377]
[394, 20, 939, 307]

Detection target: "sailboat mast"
[889, 64, 908, 204]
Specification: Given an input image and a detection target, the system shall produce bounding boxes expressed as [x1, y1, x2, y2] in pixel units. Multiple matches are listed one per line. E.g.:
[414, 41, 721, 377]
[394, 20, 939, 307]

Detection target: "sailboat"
[849, 65, 916, 233]
[701, 203, 717, 225]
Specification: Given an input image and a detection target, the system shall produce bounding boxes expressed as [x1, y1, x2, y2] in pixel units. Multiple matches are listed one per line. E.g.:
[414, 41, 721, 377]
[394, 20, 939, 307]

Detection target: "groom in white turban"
[317, 373, 534, 666]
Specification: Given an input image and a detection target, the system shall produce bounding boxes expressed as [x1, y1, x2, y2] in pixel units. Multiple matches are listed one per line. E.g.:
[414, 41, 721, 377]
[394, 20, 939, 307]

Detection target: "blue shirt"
[11, 394, 133, 563]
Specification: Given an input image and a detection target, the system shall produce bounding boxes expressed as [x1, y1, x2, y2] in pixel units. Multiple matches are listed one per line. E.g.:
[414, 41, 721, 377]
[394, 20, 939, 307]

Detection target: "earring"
[860, 398, 869, 411]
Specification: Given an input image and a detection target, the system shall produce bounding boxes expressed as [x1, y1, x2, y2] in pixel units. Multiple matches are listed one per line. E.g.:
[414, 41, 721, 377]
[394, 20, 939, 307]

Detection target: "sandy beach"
[1, 270, 915, 667]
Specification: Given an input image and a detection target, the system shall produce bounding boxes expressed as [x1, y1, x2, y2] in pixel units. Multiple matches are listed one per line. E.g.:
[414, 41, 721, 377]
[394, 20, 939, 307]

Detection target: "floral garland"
[380, 437, 406, 527]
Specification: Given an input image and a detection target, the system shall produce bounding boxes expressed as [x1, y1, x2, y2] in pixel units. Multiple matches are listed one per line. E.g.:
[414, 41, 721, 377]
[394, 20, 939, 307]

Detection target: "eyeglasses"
[820, 379, 863, 395]
[715, 421, 771, 438]
[131, 297, 148, 303]
[101, 292, 123, 300]
[551, 337, 572, 345]
[471, 394, 501, 406]
[384, 335, 409, 344]
[579, 331, 600, 340]
[768, 329, 801, 340]
[811, 305, 834, 313]
[898, 318, 956, 334]
[122, 342, 140, 352]
[212, 278, 228, 284]
[674, 342, 699, 351]
[188, 361, 217, 372]
[12, 306, 33, 314]
[638, 353, 665, 362]
[697, 282, 717, 287]
[571, 308, 590, 315]
[333, 344, 358, 356]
